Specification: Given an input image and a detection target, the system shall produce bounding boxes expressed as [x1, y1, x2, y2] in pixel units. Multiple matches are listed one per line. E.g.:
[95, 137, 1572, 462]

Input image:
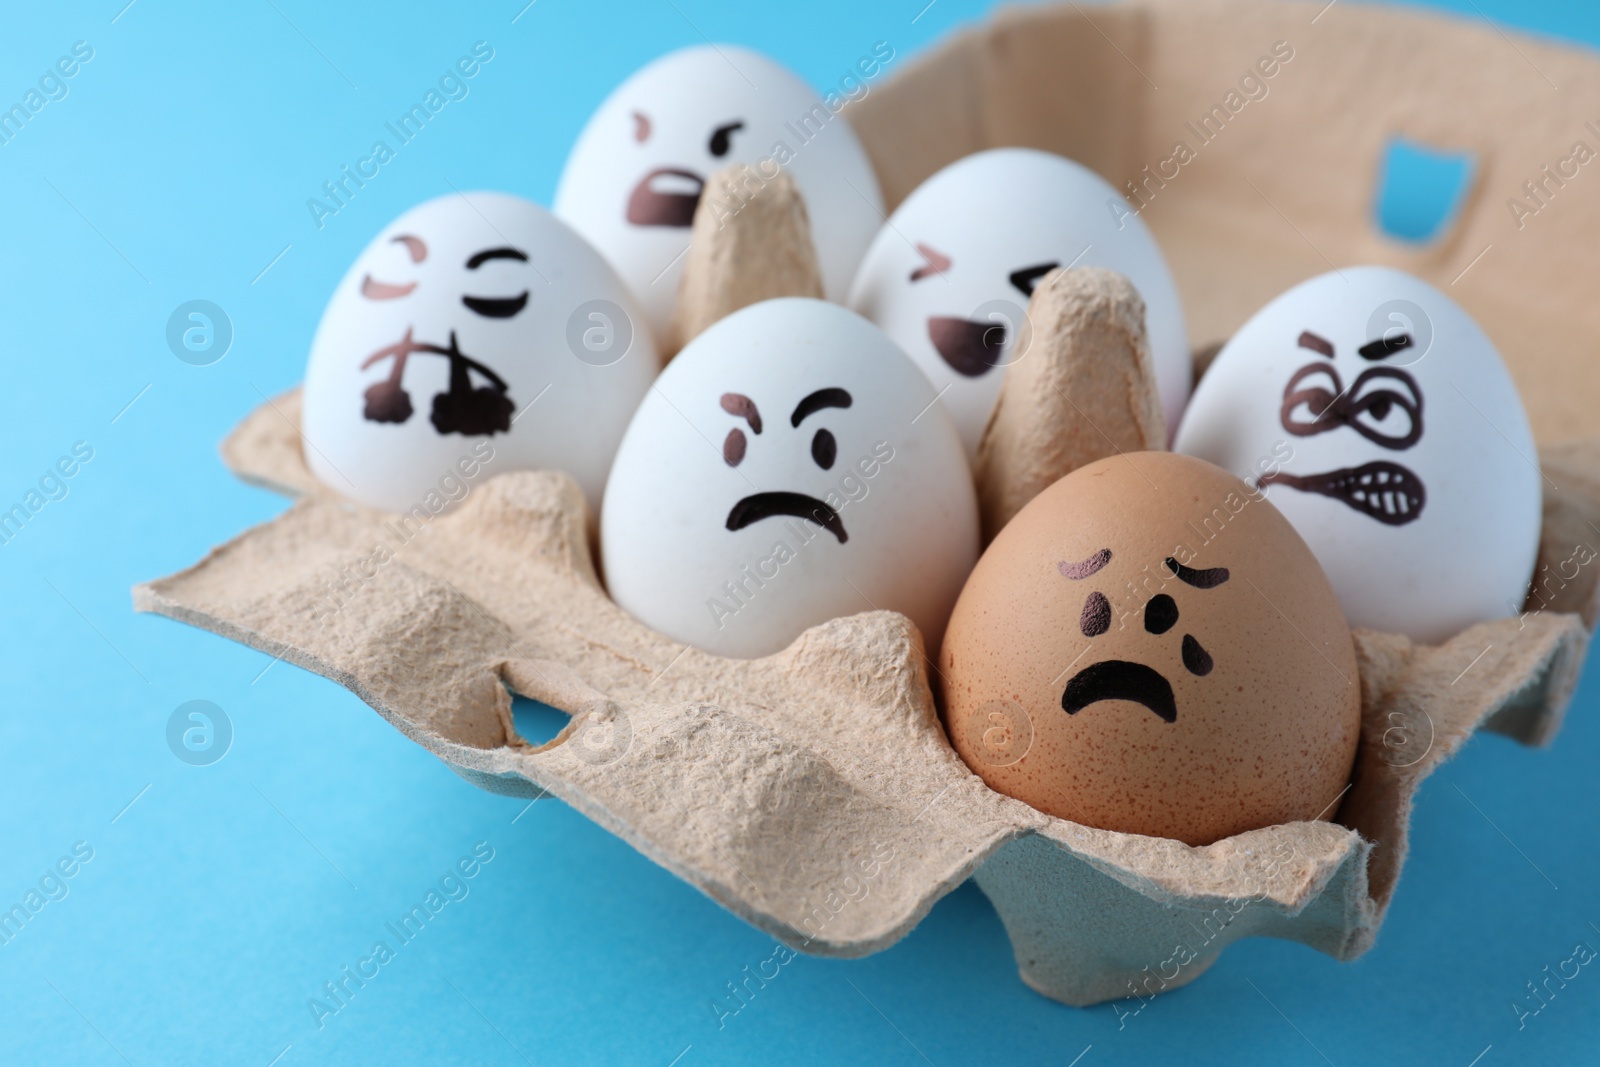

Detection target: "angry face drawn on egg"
[301, 192, 658, 517]
[602, 298, 980, 659]
[719, 385, 857, 545]
[847, 148, 1192, 455]
[1175, 266, 1541, 642]
[554, 45, 885, 347]
[941, 452, 1360, 847]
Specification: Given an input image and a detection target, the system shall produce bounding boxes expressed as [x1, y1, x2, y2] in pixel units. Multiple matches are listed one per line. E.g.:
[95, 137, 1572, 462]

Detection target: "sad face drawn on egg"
[1057, 550, 1224, 723]
[351, 235, 535, 436]
[624, 112, 745, 227]
[939, 451, 1361, 845]
[912, 242, 1062, 378]
[1256, 328, 1427, 525]
[719, 386, 853, 543]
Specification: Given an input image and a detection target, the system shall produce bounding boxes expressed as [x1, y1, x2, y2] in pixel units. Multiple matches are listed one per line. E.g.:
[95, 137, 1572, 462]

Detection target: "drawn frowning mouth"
[1260, 461, 1426, 526]
[725, 491, 847, 543]
[625, 167, 705, 227]
[1061, 660, 1177, 723]
[928, 315, 1006, 377]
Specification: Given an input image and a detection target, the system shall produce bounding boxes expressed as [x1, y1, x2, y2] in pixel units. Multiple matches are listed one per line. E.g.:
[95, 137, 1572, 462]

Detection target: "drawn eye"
[461, 292, 529, 318]
[362, 276, 416, 300]
[724, 427, 746, 466]
[1080, 592, 1111, 637]
[1348, 370, 1421, 447]
[1008, 261, 1059, 298]
[633, 110, 651, 143]
[811, 428, 836, 469]
[1282, 365, 1342, 431]
[709, 120, 744, 157]
[1144, 594, 1178, 635]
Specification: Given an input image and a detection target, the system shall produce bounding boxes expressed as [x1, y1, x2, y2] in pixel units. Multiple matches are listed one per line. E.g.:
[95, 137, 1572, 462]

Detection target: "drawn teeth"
[1259, 460, 1426, 527]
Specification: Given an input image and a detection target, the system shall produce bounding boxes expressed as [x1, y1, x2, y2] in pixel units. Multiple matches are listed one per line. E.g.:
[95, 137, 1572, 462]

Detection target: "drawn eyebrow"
[1058, 548, 1112, 580]
[720, 392, 762, 433]
[392, 234, 427, 263]
[1297, 331, 1334, 358]
[1164, 557, 1230, 588]
[1359, 333, 1414, 361]
[910, 243, 951, 282]
[791, 387, 853, 427]
[466, 246, 529, 269]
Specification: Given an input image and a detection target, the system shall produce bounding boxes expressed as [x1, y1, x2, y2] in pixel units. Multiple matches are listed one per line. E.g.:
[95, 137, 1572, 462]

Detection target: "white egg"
[554, 45, 884, 347]
[846, 148, 1192, 455]
[1174, 266, 1540, 643]
[301, 191, 658, 517]
[602, 298, 979, 658]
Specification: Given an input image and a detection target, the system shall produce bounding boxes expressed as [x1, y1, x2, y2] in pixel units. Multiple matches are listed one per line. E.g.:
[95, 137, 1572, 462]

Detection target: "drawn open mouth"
[725, 492, 847, 543]
[359, 328, 513, 437]
[1260, 461, 1426, 526]
[928, 315, 1006, 378]
[1061, 660, 1177, 723]
[625, 167, 705, 227]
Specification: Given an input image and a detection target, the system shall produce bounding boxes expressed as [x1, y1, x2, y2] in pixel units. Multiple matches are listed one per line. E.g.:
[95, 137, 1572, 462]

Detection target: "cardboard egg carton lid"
[140, 0, 1600, 1005]
[848, 0, 1600, 446]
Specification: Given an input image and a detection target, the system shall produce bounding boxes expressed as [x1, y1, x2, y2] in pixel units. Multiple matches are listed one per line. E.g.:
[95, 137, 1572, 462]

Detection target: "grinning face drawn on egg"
[602, 298, 979, 659]
[554, 45, 884, 347]
[846, 148, 1192, 455]
[1174, 266, 1541, 643]
[301, 191, 658, 517]
[940, 452, 1360, 847]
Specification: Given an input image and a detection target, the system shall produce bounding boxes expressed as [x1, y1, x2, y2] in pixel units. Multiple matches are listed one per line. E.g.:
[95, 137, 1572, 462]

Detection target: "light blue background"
[2, 1, 1597, 1063]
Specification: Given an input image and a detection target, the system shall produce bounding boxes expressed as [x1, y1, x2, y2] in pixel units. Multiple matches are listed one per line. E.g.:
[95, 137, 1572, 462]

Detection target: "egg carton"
[135, 0, 1600, 1006]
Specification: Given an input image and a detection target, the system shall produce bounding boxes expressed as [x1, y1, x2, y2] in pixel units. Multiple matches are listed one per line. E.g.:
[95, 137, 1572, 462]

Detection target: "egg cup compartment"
[137, 406, 1584, 1005]
[137, 0, 1600, 1006]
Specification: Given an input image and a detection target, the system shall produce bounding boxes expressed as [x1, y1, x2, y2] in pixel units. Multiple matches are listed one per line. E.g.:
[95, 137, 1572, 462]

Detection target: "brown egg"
[940, 451, 1360, 846]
